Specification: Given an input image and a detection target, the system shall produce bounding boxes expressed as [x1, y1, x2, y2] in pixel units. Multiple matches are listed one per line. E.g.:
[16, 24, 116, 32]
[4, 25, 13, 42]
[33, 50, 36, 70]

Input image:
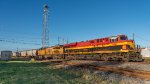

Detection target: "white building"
[141, 48, 150, 57]
[1, 51, 12, 60]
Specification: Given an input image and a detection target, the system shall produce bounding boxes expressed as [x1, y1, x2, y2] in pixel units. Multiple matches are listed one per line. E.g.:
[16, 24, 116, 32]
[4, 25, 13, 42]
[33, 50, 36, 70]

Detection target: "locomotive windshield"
[110, 36, 118, 42]
[120, 35, 127, 40]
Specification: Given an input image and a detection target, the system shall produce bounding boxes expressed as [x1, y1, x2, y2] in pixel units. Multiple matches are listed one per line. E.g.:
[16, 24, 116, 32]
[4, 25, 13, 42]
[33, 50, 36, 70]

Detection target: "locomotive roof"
[64, 34, 127, 46]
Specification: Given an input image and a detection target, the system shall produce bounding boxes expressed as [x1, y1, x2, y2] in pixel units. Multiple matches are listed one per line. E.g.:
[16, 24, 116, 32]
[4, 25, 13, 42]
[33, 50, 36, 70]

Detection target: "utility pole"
[62, 38, 65, 45]
[132, 33, 136, 49]
[16, 48, 19, 57]
[67, 39, 69, 44]
[58, 37, 60, 45]
[42, 4, 49, 48]
[133, 33, 134, 41]
[17, 48, 18, 52]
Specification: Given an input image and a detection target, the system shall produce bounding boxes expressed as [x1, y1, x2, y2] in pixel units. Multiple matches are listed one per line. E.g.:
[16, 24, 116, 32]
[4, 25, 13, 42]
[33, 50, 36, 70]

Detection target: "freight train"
[13, 34, 143, 61]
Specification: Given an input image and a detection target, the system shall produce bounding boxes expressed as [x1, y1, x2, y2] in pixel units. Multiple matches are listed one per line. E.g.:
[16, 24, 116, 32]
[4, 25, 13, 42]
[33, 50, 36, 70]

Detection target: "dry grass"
[0, 60, 148, 84]
[143, 57, 150, 62]
[0, 61, 108, 84]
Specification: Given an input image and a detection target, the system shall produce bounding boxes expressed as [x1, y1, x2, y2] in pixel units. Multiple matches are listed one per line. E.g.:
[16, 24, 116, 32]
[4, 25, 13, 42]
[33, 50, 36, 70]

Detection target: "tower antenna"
[42, 4, 49, 48]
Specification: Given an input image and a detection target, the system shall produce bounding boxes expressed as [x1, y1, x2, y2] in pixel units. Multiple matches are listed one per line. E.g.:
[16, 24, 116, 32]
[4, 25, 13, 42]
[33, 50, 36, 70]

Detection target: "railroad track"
[64, 61, 150, 81]
[41, 59, 150, 80]
[84, 65, 150, 80]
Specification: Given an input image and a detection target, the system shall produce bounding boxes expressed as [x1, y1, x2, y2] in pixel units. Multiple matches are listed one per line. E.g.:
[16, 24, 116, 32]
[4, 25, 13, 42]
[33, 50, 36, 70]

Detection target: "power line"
[134, 34, 150, 43]
[0, 39, 41, 45]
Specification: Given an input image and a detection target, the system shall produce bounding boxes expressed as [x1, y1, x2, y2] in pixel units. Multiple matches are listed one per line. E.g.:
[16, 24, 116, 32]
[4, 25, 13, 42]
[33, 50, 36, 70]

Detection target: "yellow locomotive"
[36, 45, 64, 59]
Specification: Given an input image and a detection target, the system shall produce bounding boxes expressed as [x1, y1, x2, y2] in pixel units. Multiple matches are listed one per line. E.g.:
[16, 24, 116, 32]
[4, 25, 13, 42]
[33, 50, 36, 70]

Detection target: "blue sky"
[0, 0, 150, 51]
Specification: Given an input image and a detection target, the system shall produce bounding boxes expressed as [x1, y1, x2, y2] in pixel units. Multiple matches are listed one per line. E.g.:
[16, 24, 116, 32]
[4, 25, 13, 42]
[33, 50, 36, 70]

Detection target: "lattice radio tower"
[42, 4, 49, 48]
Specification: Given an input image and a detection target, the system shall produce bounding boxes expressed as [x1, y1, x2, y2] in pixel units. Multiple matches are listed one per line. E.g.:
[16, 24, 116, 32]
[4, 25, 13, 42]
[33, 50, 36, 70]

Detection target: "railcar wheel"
[101, 54, 108, 61]
[84, 55, 87, 60]
[108, 57, 113, 61]
[121, 53, 130, 62]
[42, 56, 46, 60]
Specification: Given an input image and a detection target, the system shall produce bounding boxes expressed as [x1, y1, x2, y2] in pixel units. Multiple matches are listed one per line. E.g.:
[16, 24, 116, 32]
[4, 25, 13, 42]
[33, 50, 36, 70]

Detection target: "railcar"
[26, 49, 37, 57]
[12, 49, 37, 58]
[12, 52, 17, 57]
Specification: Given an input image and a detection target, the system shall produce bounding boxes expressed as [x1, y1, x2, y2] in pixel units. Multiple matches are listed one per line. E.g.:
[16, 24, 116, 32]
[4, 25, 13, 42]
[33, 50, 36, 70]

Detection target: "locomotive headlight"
[122, 45, 127, 50]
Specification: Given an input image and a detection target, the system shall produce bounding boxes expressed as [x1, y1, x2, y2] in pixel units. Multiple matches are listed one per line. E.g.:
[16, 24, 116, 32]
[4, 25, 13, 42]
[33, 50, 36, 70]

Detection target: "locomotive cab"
[118, 35, 128, 41]
[109, 35, 128, 43]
